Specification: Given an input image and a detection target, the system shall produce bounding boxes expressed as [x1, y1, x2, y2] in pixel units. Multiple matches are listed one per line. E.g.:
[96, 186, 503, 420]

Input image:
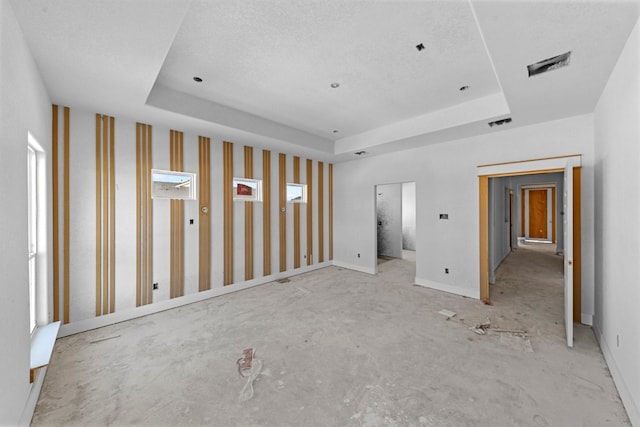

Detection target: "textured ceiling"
[10, 0, 640, 162]
[156, 0, 501, 140]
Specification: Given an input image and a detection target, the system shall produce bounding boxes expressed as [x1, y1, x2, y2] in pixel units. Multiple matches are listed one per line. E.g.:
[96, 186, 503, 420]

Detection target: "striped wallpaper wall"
[95, 114, 116, 316]
[50, 107, 333, 324]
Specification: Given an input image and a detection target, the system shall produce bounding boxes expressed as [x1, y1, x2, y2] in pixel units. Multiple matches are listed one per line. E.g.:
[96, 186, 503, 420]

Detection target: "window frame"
[233, 177, 263, 202]
[151, 169, 197, 200]
[286, 183, 307, 203]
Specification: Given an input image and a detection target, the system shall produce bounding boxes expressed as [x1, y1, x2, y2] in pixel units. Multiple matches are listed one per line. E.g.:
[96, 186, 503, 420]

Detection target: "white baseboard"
[332, 260, 376, 275]
[414, 277, 480, 299]
[594, 324, 639, 427]
[581, 313, 593, 326]
[59, 262, 332, 338]
[18, 367, 47, 427]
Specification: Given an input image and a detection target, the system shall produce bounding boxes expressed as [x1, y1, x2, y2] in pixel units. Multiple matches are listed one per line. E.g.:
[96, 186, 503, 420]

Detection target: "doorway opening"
[375, 182, 416, 281]
[478, 155, 582, 347]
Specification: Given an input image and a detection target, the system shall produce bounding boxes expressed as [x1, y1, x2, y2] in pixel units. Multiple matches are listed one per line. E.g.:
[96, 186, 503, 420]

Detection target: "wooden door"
[529, 189, 547, 239]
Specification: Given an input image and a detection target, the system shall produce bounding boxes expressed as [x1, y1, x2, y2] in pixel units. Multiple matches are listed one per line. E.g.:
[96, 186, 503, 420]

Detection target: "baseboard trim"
[594, 324, 639, 426]
[18, 367, 47, 427]
[332, 260, 376, 275]
[59, 262, 332, 338]
[581, 313, 593, 326]
[414, 277, 479, 299]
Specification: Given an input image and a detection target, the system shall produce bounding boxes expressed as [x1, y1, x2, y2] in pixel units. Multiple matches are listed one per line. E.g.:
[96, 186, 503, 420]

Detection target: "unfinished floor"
[32, 244, 629, 426]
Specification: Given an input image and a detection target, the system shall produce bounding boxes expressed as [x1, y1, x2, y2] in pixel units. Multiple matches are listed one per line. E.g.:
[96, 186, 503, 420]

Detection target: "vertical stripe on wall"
[52, 105, 71, 323]
[329, 163, 333, 260]
[318, 162, 324, 263]
[293, 156, 301, 269]
[170, 130, 185, 298]
[279, 153, 286, 272]
[223, 141, 234, 285]
[244, 146, 254, 280]
[306, 159, 313, 265]
[136, 123, 153, 306]
[52, 105, 60, 322]
[63, 106, 70, 324]
[95, 114, 116, 316]
[198, 137, 211, 292]
[263, 150, 271, 276]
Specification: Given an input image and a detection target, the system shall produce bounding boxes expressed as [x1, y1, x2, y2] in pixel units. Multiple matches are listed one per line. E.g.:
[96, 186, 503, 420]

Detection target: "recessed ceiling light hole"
[330, 82, 340, 89]
[193, 76, 203, 82]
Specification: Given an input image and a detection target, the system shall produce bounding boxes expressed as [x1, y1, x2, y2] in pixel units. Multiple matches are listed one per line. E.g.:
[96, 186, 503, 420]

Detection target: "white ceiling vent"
[527, 51, 571, 77]
[488, 117, 512, 128]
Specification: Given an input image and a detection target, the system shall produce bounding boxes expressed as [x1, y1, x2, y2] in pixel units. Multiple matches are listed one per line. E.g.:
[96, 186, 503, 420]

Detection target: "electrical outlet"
[153, 282, 159, 290]
[445, 268, 449, 274]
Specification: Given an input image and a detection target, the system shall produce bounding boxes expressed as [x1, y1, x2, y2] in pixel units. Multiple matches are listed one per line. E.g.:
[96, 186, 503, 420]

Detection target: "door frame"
[477, 155, 582, 323]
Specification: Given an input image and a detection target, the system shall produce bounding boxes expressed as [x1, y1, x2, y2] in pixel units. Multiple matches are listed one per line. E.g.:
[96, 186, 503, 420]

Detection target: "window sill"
[30, 321, 61, 383]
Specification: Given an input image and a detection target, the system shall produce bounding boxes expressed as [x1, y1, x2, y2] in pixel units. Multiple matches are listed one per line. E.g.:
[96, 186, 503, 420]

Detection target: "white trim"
[332, 260, 376, 275]
[414, 277, 479, 299]
[478, 155, 581, 176]
[18, 367, 47, 427]
[59, 262, 331, 337]
[594, 324, 639, 427]
[580, 313, 593, 326]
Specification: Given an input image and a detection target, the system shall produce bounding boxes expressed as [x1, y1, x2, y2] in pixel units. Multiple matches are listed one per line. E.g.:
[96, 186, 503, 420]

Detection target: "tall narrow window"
[27, 145, 37, 334]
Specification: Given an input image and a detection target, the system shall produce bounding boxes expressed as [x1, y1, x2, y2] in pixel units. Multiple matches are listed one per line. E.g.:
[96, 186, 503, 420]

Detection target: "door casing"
[477, 155, 582, 323]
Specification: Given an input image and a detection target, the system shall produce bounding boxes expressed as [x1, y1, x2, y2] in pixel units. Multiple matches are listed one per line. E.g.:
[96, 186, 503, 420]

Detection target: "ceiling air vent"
[488, 117, 512, 128]
[527, 51, 571, 77]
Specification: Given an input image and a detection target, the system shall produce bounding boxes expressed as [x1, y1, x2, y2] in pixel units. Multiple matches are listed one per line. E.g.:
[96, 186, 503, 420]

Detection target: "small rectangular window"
[233, 178, 262, 201]
[152, 169, 196, 199]
[286, 183, 307, 203]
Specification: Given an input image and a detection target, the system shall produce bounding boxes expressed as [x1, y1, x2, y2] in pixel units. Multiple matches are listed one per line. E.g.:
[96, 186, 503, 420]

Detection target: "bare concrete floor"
[32, 244, 629, 426]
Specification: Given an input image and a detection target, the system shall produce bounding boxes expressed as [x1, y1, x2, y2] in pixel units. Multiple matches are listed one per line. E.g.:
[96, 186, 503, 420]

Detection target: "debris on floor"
[438, 309, 456, 320]
[471, 319, 491, 335]
[237, 348, 263, 402]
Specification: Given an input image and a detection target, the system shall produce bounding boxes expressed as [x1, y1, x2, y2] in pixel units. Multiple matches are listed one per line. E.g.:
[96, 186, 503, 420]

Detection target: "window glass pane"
[233, 178, 262, 201]
[286, 183, 306, 203]
[152, 170, 196, 199]
[29, 256, 36, 333]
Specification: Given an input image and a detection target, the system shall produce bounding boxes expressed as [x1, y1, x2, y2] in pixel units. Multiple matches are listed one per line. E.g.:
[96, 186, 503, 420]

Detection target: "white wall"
[488, 176, 510, 284]
[334, 114, 595, 308]
[0, 0, 52, 424]
[402, 182, 416, 250]
[593, 17, 640, 427]
[53, 108, 332, 330]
